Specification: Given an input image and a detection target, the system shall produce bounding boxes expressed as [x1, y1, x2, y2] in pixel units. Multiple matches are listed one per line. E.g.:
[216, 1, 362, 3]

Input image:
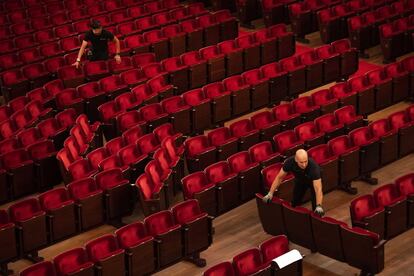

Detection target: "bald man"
[263, 149, 325, 216]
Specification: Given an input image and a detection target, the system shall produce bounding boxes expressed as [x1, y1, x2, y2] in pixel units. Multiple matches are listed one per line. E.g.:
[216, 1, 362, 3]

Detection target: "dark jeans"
[291, 181, 317, 210]
[87, 50, 109, 61]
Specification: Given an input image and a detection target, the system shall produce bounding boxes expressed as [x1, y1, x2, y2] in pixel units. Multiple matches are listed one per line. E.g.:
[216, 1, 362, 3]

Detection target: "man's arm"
[73, 40, 89, 68]
[262, 168, 287, 203]
[113, 36, 121, 62]
[313, 178, 323, 206]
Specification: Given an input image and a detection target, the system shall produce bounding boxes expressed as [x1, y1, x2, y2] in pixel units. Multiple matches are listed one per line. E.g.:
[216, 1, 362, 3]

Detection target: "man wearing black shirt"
[73, 20, 121, 68]
[263, 149, 325, 216]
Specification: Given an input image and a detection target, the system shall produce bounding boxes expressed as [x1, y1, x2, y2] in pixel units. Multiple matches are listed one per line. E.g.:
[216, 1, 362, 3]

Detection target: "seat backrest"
[20, 261, 56, 276]
[259, 235, 289, 264]
[395, 173, 414, 197]
[115, 221, 153, 249]
[171, 199, 204, 224]
[144, 210, 176, 235]
[86, 234, 121, 262]
[232, 248, 265, 276]
[350, 194, 379, 221]
[205, 161, 233, 183]
[203, 261, 235, 276]
[255, 194, 287, 236]
[373, 183, 401, 207]
[54, 247, 93, 275]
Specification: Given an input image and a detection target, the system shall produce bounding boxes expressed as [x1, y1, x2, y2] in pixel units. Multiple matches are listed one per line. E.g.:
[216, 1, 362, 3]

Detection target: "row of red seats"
[4, 197, 212, 276]
[351, 172, 414, 240]
[0, 2, 208, 55]
[256, 194, 385, 275]
[0, 0, 182, 28]
[0, 10, 238, 102]
[105, 38, 356, 141]
[0, 3, 208, 70]
[289, 0, 396, 42]
[203, 235, 301, 276]
[317, 0, 406, 44]
[0, 0, 184, 38]
[348, 3, 414, 57]
[380, 15, 414, 63]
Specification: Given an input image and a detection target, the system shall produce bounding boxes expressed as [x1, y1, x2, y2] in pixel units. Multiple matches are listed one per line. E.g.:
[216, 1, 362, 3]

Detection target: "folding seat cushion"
[25, 100, 53, 121]
[294, 121, 325, 149]
[181, 171, 217, 216]
[1, 69, 30, 101]
[340, 225, 385, 275]
[122, 125, 144, 145]
[54, 247, 95, 276]
[2, 149, 35, 198]
[298, 50, 324, 90]
[291, 96, 321, 122]
[143, 30, 169, 61]
[389, 110, 414, 157]
[395, 173, 414, 227]
[347, 75, 376, 116]
[229, 119, 261, 151]
[311, 215, 347, 261]
[366, 68, 393, 110]
[114, 92, 142, 113]
[161, 57, 189, 94]
[181, 19, 204, 51]
[217, 40, 244, 77]
[11, 109, 39, 130]
[334, 105, 364, 132]
[95, 169, 133, 221]
[76, 114, 102, 147]
[330, 82, 358, 109]
[9, 198, 48, 257]
[145, 160, 174, 206]
[272, 103, 301, 130]
[105, 137, 125, 156]
[138, 103, 169, 131]
[251, 111, 281, 141]
[162, 24, 186, 57]
[332, 39, 359, 79]
[233, 248, 272, 276]
[115, 222, 156, 276]
[136, 133, 161, 155]
[39, 187, 77, 242]
[307, 144, 339, 193]
[315, 44, 341, 83]
[147, 75, 175, 101]
[228, 151, 262, 201]
[350, 194, 385, 239]
[28, 140, 61, 189]
[124, 34, 150, 55]
[199, 45, 226, 82]
[172, 199, 213, 257]
[369, 119, 398, 165]
[203, 261, 235, 276]
[86, 147, 110, 171]
[223, 75, 251, 116]
[37, 117, 68, 149]
[20, 261, 56, 276]
[184, 135, 217, 172]
[17, 128, 44, 148]
[282, 202, 316, 251]
[57, 65, 85, 88]
[311, 88, 339, 115]
[154, 123, 183, 146]
[348, 16, 372, 56]
[180, 51, 207, 89]
[385, 62, 410, 103]
[153, 147, 182, 193]
[241, 69, 270, 109]
[207, 127, 238, 161]
[182, 89, 212, 133]
[373, 184, 407, 238]
[144, 210, 183, 268]
[268, 24, 296, 60]
[68, 157, 98, 182]
[259, 62, 289, 104]
[160, 96, 191, 135]
[236, 34, 261, 70]
[85, 235, 125, 275]
[135, 173, 167, 215]
[279, 56, 306, 97]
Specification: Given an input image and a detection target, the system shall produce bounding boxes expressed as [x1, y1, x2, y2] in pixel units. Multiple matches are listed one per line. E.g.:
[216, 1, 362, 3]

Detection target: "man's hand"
[314, 204, 325, 217]
[262, 192, 273, 203]
[72, 61, 80, 69]
[115, 54, 121, 64]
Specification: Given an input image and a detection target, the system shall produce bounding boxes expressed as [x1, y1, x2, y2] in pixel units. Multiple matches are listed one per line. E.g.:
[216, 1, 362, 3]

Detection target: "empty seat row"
[380, 15, 414, 63]
[316, 0, 406, 44]
[203, 235, 302, 276]
[348, 3, 414, 57]
[17, 199, 212, 276]
[0, 0, 187, 39]
[351, 172, 414, 240]
[256, 194, 385, 275]
[0, 0, 185, 29]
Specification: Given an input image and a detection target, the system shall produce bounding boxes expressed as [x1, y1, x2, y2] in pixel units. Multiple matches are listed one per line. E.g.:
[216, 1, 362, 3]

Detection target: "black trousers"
[291, 181, 317, 210]
[87, 50, 109, 61]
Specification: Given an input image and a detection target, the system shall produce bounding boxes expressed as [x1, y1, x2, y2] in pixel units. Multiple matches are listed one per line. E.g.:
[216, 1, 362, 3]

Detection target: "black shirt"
[282, 156, 321, 185]
[84, 29, 114, 56]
